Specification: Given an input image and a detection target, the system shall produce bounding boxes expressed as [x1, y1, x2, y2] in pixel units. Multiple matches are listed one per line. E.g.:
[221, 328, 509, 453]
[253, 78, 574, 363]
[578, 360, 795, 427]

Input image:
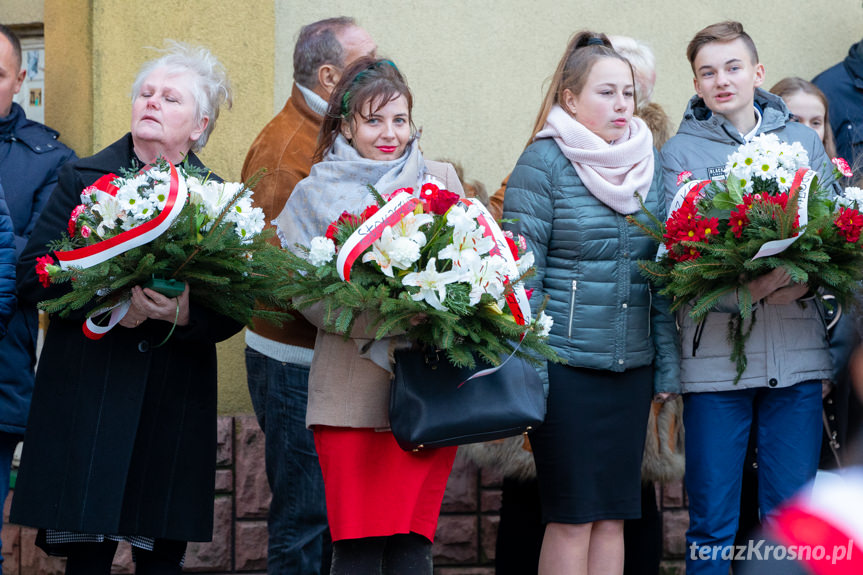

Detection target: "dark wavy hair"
[315, 56, 414, 162]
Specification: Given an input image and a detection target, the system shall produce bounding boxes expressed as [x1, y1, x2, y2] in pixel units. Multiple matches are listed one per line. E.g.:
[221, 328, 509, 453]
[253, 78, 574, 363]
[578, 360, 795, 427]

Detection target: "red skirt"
[314, 427, 457, 542]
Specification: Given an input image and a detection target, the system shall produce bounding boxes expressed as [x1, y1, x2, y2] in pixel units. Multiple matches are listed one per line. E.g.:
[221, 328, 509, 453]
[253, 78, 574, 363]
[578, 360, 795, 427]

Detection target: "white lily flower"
[441, 226, 496, 270]
[464, 255, 508, 304]
[445, 204, 482, 236]
[402, 257, 460, 311]
[390, 211, 433, 246]
[362, 241, 396, 277]
[91, 194, 124, 236]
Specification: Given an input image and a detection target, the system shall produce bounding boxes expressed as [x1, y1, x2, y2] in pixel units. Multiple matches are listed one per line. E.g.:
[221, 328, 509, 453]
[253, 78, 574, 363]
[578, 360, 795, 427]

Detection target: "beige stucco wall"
[0, 0, 43, 24]
[276, 0, 863, 190]
[7, 0, 863, 414]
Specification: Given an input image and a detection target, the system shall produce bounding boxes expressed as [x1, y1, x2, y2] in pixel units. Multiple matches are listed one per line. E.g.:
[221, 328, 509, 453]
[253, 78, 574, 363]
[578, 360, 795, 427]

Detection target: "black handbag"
[389, 348, 546, 452]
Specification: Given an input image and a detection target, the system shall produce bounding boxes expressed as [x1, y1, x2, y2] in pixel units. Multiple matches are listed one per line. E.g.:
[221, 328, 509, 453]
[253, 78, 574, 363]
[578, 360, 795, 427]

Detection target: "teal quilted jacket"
[503, 138, 680, 393]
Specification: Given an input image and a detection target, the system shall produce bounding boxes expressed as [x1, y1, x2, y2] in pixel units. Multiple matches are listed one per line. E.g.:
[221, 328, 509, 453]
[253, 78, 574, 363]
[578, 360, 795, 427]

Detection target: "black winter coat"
[813, 40, 863, 167]
[10, 134, 241, 541]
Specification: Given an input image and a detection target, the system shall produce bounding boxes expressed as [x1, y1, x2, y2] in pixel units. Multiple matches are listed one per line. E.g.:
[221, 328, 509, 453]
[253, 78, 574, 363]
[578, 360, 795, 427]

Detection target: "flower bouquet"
[36, 159, 291, 339]
[280, 182, 557, 369]
[629, 133, 863, 379]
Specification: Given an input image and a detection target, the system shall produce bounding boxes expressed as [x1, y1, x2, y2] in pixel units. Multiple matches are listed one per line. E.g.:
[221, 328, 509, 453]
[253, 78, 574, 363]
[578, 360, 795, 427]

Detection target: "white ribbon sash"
[55, 163, 188, 339]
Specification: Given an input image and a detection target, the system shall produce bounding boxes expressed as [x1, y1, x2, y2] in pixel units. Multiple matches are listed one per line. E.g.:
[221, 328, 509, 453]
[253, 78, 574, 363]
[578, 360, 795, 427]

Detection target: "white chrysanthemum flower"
[773, 168, 793, 191]
[786, 141, 809, 169]
[401, 257, 460, 311]
[753, 154, 778, 180]
[219, 182, 246, 206]
[308, 236, 336, 266]
[148, 169, 170, 183]
[229, 197, 254, 219]
[128, 197, 155, 221]
[838, 186, 863, 208]
[148, 182, 171, 210]
[115, 185, 145, 212]
[535, 311, 553, 337]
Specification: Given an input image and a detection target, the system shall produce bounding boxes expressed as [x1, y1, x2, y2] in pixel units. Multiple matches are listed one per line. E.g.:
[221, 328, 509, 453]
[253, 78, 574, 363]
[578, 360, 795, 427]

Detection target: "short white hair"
[608, 35, 656, 107]
[131, 41, 233, 152]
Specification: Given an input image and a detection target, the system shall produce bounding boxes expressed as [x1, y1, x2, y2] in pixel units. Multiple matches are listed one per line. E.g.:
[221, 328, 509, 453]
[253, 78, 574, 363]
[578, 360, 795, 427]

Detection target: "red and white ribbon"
[82, 300, 132, 340]
[453, 197, 534, 384]
[56, 163, 188, 270]
[456, 197, 531, 326]
[56, 163, 188, 339]
[336, 191, 420, 281]
[669, 179, 711, 213]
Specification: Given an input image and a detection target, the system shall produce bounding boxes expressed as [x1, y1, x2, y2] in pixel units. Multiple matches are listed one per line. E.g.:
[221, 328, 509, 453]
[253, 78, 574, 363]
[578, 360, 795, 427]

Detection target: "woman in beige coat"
[275, 56, 463, 575]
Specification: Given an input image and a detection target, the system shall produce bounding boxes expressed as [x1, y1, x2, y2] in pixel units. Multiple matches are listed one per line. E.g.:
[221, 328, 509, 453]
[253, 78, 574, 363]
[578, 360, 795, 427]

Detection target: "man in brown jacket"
[241, 17, 375, 575]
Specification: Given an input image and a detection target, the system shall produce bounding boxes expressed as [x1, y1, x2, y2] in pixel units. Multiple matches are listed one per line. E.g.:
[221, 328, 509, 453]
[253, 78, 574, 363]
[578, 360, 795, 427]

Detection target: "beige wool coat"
[304, 160, 464, 429]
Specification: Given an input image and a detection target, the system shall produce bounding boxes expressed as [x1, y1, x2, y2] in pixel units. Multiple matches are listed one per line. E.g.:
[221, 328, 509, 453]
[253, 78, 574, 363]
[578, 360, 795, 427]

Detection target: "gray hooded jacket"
[660, 89, 833, 393]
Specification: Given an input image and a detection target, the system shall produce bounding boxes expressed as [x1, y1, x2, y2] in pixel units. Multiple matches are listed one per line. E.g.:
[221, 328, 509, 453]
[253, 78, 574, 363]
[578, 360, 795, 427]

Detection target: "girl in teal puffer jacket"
[503, 31, 680, 575]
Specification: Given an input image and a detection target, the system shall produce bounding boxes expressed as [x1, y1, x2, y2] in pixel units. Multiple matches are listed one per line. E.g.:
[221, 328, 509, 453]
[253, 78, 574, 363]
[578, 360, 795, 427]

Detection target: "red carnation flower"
[676, 171, 693, 186]
[360, 204, 379, 221]
[832, 157, 853, 178]
[325, 222, 339, 242]
[68, 204, 87, 237]
[326, 211, 361, 242]
[35, 254, 56, 288]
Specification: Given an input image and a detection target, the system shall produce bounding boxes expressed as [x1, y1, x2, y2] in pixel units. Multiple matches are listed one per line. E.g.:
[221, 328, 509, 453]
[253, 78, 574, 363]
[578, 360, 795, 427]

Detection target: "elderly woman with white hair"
[11, 42, 237, 575]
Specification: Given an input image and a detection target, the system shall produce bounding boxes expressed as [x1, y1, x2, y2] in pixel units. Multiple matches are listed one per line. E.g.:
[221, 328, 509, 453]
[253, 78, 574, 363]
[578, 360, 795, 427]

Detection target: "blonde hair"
[527, 31, 634, 147]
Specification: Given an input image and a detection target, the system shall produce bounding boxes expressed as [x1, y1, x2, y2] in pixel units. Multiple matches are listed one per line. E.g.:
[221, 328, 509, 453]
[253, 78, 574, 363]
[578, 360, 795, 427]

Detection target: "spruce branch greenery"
[280, 187, 559, 370]
[38, 160, 293, 329]
[630, 170, 863, 383]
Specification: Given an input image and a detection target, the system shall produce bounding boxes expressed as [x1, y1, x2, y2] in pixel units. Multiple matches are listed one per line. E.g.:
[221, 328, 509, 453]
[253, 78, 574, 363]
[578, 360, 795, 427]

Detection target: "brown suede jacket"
[242, 83, 320, 349]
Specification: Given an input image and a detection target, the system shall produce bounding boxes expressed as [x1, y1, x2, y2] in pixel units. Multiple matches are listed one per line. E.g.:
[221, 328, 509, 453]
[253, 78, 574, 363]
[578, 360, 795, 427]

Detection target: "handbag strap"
[822, 407, 842, 469]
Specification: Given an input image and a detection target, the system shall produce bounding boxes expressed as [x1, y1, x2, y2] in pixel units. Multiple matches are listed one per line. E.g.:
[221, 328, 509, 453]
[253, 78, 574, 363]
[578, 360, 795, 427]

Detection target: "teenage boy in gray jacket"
[660, 21, 833, 575]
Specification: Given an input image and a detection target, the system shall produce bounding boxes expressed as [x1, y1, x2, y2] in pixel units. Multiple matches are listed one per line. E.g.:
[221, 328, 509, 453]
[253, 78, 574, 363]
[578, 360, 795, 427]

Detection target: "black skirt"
[530, 362, 653, 524]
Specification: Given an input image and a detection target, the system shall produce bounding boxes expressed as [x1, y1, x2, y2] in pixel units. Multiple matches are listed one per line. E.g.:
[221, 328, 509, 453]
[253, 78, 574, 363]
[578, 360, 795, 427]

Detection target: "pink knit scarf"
[536, 105, 655, 214]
